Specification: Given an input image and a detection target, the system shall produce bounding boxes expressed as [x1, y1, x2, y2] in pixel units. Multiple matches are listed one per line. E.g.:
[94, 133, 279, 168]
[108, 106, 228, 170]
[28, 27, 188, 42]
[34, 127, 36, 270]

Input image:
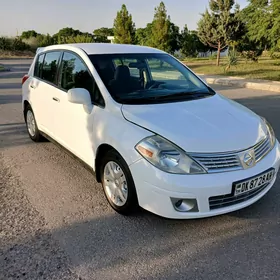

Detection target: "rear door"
[29, 51, 62, 136]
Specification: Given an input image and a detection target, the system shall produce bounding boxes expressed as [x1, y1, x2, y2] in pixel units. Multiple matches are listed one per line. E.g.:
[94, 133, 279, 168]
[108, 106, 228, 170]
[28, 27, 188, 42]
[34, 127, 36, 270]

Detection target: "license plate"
[234, 169, 275, 196]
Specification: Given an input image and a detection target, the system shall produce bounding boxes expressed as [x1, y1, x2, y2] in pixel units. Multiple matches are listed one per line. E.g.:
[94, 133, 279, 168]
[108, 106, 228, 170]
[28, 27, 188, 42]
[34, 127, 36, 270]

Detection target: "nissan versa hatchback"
[22, 43, 280, 219]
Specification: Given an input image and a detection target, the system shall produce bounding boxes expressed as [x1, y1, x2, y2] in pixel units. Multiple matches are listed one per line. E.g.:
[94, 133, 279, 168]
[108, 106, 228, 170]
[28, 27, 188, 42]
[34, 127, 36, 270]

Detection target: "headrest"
[114, 65, 130, 80]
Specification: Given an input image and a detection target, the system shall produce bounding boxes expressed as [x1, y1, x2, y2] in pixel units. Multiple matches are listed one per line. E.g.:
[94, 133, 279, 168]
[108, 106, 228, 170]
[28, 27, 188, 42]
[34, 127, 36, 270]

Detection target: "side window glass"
[41, 51, 61, 84]
[34, 54, 45, 78]
[60, 52, 93, 93]
[60, 52, 105, 106]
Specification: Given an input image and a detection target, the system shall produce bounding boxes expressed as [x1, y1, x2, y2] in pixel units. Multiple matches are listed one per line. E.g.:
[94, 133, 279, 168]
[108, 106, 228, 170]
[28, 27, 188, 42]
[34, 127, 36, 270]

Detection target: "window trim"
[57, 50, 105, 108]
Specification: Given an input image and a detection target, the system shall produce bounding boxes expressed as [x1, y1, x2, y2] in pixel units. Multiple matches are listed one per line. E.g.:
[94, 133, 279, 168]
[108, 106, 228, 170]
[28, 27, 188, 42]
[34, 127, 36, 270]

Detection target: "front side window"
[59, 52, 104, 106]
[60, 52, 93, 93]
[41, 51, 61, 84]
[89, 53, 215, 105]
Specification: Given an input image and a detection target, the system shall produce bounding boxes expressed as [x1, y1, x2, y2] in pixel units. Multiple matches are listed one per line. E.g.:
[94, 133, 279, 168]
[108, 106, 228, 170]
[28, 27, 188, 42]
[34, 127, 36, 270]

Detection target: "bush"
[11, 38, 30, 51]
[0, 36, 30, 51]
[225, 50, 238, 72]
[0, 37, 12, 50]
[240, 50, 261, 62]
[23, 37, 40, 50]
[209, 53, 217, 60]
[270, 52, 280, 59]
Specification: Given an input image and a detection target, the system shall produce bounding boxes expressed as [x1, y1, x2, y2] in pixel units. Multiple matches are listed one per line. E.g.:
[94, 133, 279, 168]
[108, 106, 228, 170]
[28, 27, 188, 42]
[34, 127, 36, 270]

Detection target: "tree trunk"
[216, 42, 221, 66]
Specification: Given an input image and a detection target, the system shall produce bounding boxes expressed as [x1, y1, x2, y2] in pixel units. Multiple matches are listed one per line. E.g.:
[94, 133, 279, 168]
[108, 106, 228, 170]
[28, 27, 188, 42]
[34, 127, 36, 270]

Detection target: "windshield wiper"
[144, 91, 213, 100]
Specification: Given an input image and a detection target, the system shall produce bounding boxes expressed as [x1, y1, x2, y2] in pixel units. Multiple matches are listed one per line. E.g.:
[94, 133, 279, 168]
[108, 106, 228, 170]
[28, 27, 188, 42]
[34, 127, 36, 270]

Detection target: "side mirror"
[67, 88, 91, 105]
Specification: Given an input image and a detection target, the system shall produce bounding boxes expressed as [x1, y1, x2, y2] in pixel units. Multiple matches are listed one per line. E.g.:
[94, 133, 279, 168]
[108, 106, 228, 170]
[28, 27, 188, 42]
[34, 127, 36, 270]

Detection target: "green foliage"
[225, 49, 238, 72]
[270, 52, 280, 60]
[167, 21, 181, 54]
[113, 4, 136, 44]
[0, 37, 12, 50]
[236, 33, 263, 61]
[0, 36, 30, 51]
[93, 27, 113, 42]
[148, 2, 170, 52]
[181, 26, 209, 57]
[21, 30, 39, 39]
[198, 0, 243, 66]
[241, 0, 280, 50]
[209, 53, 217, 60]
[52, 27, 83, 44]
[65, 34, 94, 44]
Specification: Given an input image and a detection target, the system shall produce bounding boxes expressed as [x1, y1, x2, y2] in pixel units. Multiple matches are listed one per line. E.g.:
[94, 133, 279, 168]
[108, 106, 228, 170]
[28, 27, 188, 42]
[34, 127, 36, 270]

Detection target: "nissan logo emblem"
[243, 152, 254, 166]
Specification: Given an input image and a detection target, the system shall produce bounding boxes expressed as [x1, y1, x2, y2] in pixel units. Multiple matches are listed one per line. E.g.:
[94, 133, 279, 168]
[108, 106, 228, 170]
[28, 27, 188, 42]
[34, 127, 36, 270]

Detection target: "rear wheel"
[25, 105, 43, 142]
[100, 150, 138, 215]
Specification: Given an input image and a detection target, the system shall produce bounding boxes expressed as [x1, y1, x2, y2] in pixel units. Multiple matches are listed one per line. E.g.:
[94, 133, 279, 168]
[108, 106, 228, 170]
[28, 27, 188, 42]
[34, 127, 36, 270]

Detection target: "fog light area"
[171, 198, 198, 212]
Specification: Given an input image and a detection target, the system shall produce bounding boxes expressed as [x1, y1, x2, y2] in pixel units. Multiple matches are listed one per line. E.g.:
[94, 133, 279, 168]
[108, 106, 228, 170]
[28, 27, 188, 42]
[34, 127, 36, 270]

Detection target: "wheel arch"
[95, 143, 118, 182]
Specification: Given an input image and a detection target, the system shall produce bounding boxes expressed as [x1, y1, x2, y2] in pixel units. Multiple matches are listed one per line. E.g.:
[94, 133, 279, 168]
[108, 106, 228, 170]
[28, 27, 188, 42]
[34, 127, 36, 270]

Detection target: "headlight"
[262, 117, 276, 147]
[135, 135, 206, 174]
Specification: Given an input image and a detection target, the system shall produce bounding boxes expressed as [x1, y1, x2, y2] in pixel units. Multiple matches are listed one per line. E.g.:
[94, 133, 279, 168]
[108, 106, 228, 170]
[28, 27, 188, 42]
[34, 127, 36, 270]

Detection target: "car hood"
[121, 94, 267, 153]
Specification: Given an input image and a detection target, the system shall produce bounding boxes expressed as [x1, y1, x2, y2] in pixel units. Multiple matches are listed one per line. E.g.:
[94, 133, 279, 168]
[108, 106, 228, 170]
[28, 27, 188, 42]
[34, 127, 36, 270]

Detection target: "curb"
[199, 75, 280, 93]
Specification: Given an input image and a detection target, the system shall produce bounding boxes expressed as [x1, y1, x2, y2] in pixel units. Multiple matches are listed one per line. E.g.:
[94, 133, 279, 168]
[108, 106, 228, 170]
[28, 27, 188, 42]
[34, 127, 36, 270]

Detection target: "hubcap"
[103, 161, 128, 207]
[26, 110, 36, 137]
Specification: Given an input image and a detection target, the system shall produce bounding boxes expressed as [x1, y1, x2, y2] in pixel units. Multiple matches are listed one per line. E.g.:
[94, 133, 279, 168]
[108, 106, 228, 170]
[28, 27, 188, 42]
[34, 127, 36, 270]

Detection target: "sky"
[0, 0, 248, 37]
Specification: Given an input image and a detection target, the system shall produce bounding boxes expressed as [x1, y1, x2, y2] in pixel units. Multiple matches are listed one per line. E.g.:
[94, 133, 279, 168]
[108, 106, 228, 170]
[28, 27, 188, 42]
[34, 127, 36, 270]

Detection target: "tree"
[135, 24, 152, 46]
[21, 30, 39, 39]
[167, 21, 181, 54]
[65, 34, 94, 44]
[198, 0, 242, 66]
[93, 27, 113, 37]
[181, 27, 211, 58]
[93, 27, 113, 42]
[113, 4, 135, 44]
[37, 34, 54, 47]
[149, 2, 170, 52]
[53, 27, 82, 44]
[241, 0, 280, 51]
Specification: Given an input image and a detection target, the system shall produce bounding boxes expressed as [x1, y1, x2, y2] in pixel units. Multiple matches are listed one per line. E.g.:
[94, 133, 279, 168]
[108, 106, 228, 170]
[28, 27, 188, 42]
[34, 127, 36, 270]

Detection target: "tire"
[100, 149, 139, 215]
[24, 105, 43, 142]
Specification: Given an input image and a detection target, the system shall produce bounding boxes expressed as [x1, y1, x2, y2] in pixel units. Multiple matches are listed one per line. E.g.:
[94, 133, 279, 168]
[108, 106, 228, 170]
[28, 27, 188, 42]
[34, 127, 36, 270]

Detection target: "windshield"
[89, 53, 215, 104]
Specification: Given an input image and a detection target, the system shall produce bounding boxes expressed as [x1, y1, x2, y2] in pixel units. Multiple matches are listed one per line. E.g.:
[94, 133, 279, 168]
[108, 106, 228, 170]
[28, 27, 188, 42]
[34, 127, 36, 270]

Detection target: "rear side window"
[34, 54, 45, 78]
[41, 51, 61, 84]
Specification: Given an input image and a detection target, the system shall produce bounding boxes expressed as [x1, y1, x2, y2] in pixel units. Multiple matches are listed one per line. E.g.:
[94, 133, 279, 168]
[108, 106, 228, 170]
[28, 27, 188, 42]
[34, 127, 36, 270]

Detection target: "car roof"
[37, 43, 165, 55]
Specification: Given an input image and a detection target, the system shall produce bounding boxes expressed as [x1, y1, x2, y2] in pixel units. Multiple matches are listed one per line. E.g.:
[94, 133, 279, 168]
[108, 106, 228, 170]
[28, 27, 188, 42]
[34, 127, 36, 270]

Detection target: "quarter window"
[41, 51, 61, 84]
[34, 53, 45, 78]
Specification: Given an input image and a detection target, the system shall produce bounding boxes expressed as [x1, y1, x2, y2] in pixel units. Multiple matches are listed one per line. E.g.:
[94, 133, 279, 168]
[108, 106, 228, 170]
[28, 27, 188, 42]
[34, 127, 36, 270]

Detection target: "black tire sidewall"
[100, 150, 138, 215]
[25, 105, 41, 142]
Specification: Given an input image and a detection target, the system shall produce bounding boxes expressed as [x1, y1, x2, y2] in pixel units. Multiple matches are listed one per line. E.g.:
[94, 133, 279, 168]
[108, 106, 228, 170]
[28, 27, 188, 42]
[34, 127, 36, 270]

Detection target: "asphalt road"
[1, 59, 280, 280]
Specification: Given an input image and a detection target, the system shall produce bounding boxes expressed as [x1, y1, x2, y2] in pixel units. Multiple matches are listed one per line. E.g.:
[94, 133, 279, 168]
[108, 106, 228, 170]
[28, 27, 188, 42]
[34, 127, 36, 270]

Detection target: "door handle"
[52, 97, 60, 102]
[30, 84, 36, 89]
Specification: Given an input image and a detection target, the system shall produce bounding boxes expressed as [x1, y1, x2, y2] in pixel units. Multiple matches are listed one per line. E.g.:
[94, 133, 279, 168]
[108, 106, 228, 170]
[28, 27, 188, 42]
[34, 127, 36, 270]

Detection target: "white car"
[22, 43, 280, 219]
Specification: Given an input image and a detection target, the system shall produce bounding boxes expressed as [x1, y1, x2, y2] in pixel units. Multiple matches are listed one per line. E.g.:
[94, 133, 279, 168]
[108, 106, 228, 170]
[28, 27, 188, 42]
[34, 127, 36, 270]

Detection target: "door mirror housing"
[67, 88, 91, 105]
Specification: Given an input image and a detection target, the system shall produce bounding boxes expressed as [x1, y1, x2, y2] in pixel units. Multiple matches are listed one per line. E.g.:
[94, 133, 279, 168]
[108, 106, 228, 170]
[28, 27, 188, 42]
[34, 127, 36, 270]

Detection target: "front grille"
[209, 182, 270, 210]
[191, 153, 241, 173]
[190, 136, 272, 173]
[254, 137, 271, 162]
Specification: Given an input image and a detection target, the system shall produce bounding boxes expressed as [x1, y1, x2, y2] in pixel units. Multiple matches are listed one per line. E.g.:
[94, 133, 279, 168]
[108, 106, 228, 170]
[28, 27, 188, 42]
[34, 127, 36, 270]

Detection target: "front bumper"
[129, 141, 280, 219]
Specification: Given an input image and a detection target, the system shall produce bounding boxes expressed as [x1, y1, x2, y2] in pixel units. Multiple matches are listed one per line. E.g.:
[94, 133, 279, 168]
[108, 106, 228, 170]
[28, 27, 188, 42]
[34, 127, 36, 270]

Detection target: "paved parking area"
[1, 59, 280, 280]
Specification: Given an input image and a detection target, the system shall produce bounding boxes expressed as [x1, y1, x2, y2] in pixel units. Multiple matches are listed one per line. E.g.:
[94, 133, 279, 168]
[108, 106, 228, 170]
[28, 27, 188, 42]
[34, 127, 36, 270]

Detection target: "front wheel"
[100, 150, 139, 215]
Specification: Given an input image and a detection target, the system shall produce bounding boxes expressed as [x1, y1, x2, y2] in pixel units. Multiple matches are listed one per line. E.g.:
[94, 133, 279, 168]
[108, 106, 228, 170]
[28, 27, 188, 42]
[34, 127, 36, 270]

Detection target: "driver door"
[54, 51, 103, 166]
